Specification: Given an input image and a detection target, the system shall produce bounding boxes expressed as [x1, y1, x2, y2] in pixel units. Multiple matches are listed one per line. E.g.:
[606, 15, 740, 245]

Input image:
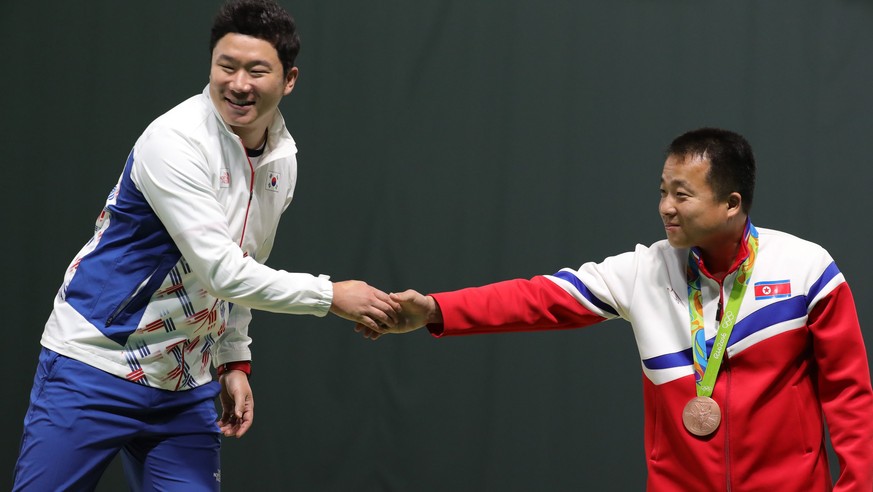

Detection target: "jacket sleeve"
[213, 302, 253, 367]
[131, 127, 333, 316]
[428, 275, 609, 336]
[809, 281, 873, 491]
[427, 248, 642, 336]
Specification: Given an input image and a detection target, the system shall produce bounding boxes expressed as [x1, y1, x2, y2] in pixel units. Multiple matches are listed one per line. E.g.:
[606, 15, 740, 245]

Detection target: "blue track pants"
[13, 348, 222, 491]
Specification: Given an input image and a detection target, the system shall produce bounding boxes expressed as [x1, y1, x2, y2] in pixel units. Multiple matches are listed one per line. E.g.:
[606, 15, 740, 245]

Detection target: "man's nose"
[229, 71, 252, 92]
[659, 197, 675, 216]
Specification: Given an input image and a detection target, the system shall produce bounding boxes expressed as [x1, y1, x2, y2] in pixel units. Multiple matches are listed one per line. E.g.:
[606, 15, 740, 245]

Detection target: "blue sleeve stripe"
[643, 348, 693, 371]
[552, 270, 619, 317]
[806, 261, 840, 307]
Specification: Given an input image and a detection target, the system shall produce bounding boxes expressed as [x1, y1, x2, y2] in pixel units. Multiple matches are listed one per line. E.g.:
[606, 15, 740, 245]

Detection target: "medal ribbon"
[686, 223, 758, 397]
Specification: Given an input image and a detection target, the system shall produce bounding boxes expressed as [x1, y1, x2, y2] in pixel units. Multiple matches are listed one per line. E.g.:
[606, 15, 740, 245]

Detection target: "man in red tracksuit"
[368, 128, 873, 490]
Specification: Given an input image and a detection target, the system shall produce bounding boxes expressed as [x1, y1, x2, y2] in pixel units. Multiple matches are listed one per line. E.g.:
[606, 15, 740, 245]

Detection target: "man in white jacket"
[12, 1, 399, 490]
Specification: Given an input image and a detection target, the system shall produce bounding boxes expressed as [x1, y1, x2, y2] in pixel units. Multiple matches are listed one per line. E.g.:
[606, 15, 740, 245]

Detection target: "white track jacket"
[41, 87, 333, 391]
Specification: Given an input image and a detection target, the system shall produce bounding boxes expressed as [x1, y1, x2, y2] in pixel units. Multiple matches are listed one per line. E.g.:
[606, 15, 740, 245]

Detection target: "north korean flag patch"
[754, 280, 791, 300]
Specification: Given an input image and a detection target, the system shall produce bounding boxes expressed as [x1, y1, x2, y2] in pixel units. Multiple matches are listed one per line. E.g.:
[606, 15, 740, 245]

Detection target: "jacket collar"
[201, 85, 297, 160]
[690, 218, 755, 281]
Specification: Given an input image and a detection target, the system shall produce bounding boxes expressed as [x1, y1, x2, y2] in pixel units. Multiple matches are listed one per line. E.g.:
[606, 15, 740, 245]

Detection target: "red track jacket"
[428, 225, 873, 491]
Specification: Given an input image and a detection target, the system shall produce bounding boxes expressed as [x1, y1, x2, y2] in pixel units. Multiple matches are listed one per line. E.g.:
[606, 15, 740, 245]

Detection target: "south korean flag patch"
[266, 172, 280, 192]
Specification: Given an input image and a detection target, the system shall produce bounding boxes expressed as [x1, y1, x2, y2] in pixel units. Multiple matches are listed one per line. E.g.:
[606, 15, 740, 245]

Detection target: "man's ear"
[283, 67, 299, 96]
[726, 192, 743, 217]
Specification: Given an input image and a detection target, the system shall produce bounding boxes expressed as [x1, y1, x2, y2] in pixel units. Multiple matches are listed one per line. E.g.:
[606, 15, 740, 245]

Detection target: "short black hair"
[210, 0, 301, 75]
[667, 128, 756, 214]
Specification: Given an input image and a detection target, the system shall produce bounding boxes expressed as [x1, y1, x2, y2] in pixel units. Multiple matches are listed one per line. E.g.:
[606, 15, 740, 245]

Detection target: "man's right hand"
[354, 289, 442, 340]
[330, 280, 400, 332]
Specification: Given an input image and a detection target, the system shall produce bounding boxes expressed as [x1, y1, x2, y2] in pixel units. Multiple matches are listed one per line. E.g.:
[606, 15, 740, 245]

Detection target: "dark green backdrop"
[3, 1, 872, 490]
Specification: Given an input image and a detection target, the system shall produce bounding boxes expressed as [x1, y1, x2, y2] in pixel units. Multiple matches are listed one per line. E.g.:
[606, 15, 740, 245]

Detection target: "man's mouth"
[227, 98, 255, 107]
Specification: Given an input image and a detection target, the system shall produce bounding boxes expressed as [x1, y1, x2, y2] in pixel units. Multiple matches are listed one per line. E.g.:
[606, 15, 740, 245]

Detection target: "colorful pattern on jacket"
[40, 87, 333, 391]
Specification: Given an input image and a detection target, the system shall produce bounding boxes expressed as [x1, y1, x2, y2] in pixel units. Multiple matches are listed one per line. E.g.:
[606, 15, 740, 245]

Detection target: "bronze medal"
[682, 396, 721, 436]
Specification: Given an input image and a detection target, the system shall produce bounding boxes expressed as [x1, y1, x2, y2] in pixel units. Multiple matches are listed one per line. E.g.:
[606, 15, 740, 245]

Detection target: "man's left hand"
[218, 370, 254, 438]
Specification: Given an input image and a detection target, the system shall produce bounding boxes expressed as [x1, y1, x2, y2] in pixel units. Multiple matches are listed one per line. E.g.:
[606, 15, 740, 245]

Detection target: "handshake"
[329, 280, 442, 340]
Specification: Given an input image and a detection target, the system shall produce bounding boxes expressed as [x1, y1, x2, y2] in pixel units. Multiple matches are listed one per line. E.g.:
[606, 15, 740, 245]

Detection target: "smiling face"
[658, 153, 743, 252]
[209, 32, 298, 148]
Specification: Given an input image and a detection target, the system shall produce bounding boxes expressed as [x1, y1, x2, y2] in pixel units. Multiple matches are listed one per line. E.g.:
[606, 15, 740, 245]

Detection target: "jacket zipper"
[700, 255, 744, 491]
[714, 277, 731, 491]
[238, 138, 256, 249]
[105, 268, 158, 326]
[724, 356, 732, 491]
